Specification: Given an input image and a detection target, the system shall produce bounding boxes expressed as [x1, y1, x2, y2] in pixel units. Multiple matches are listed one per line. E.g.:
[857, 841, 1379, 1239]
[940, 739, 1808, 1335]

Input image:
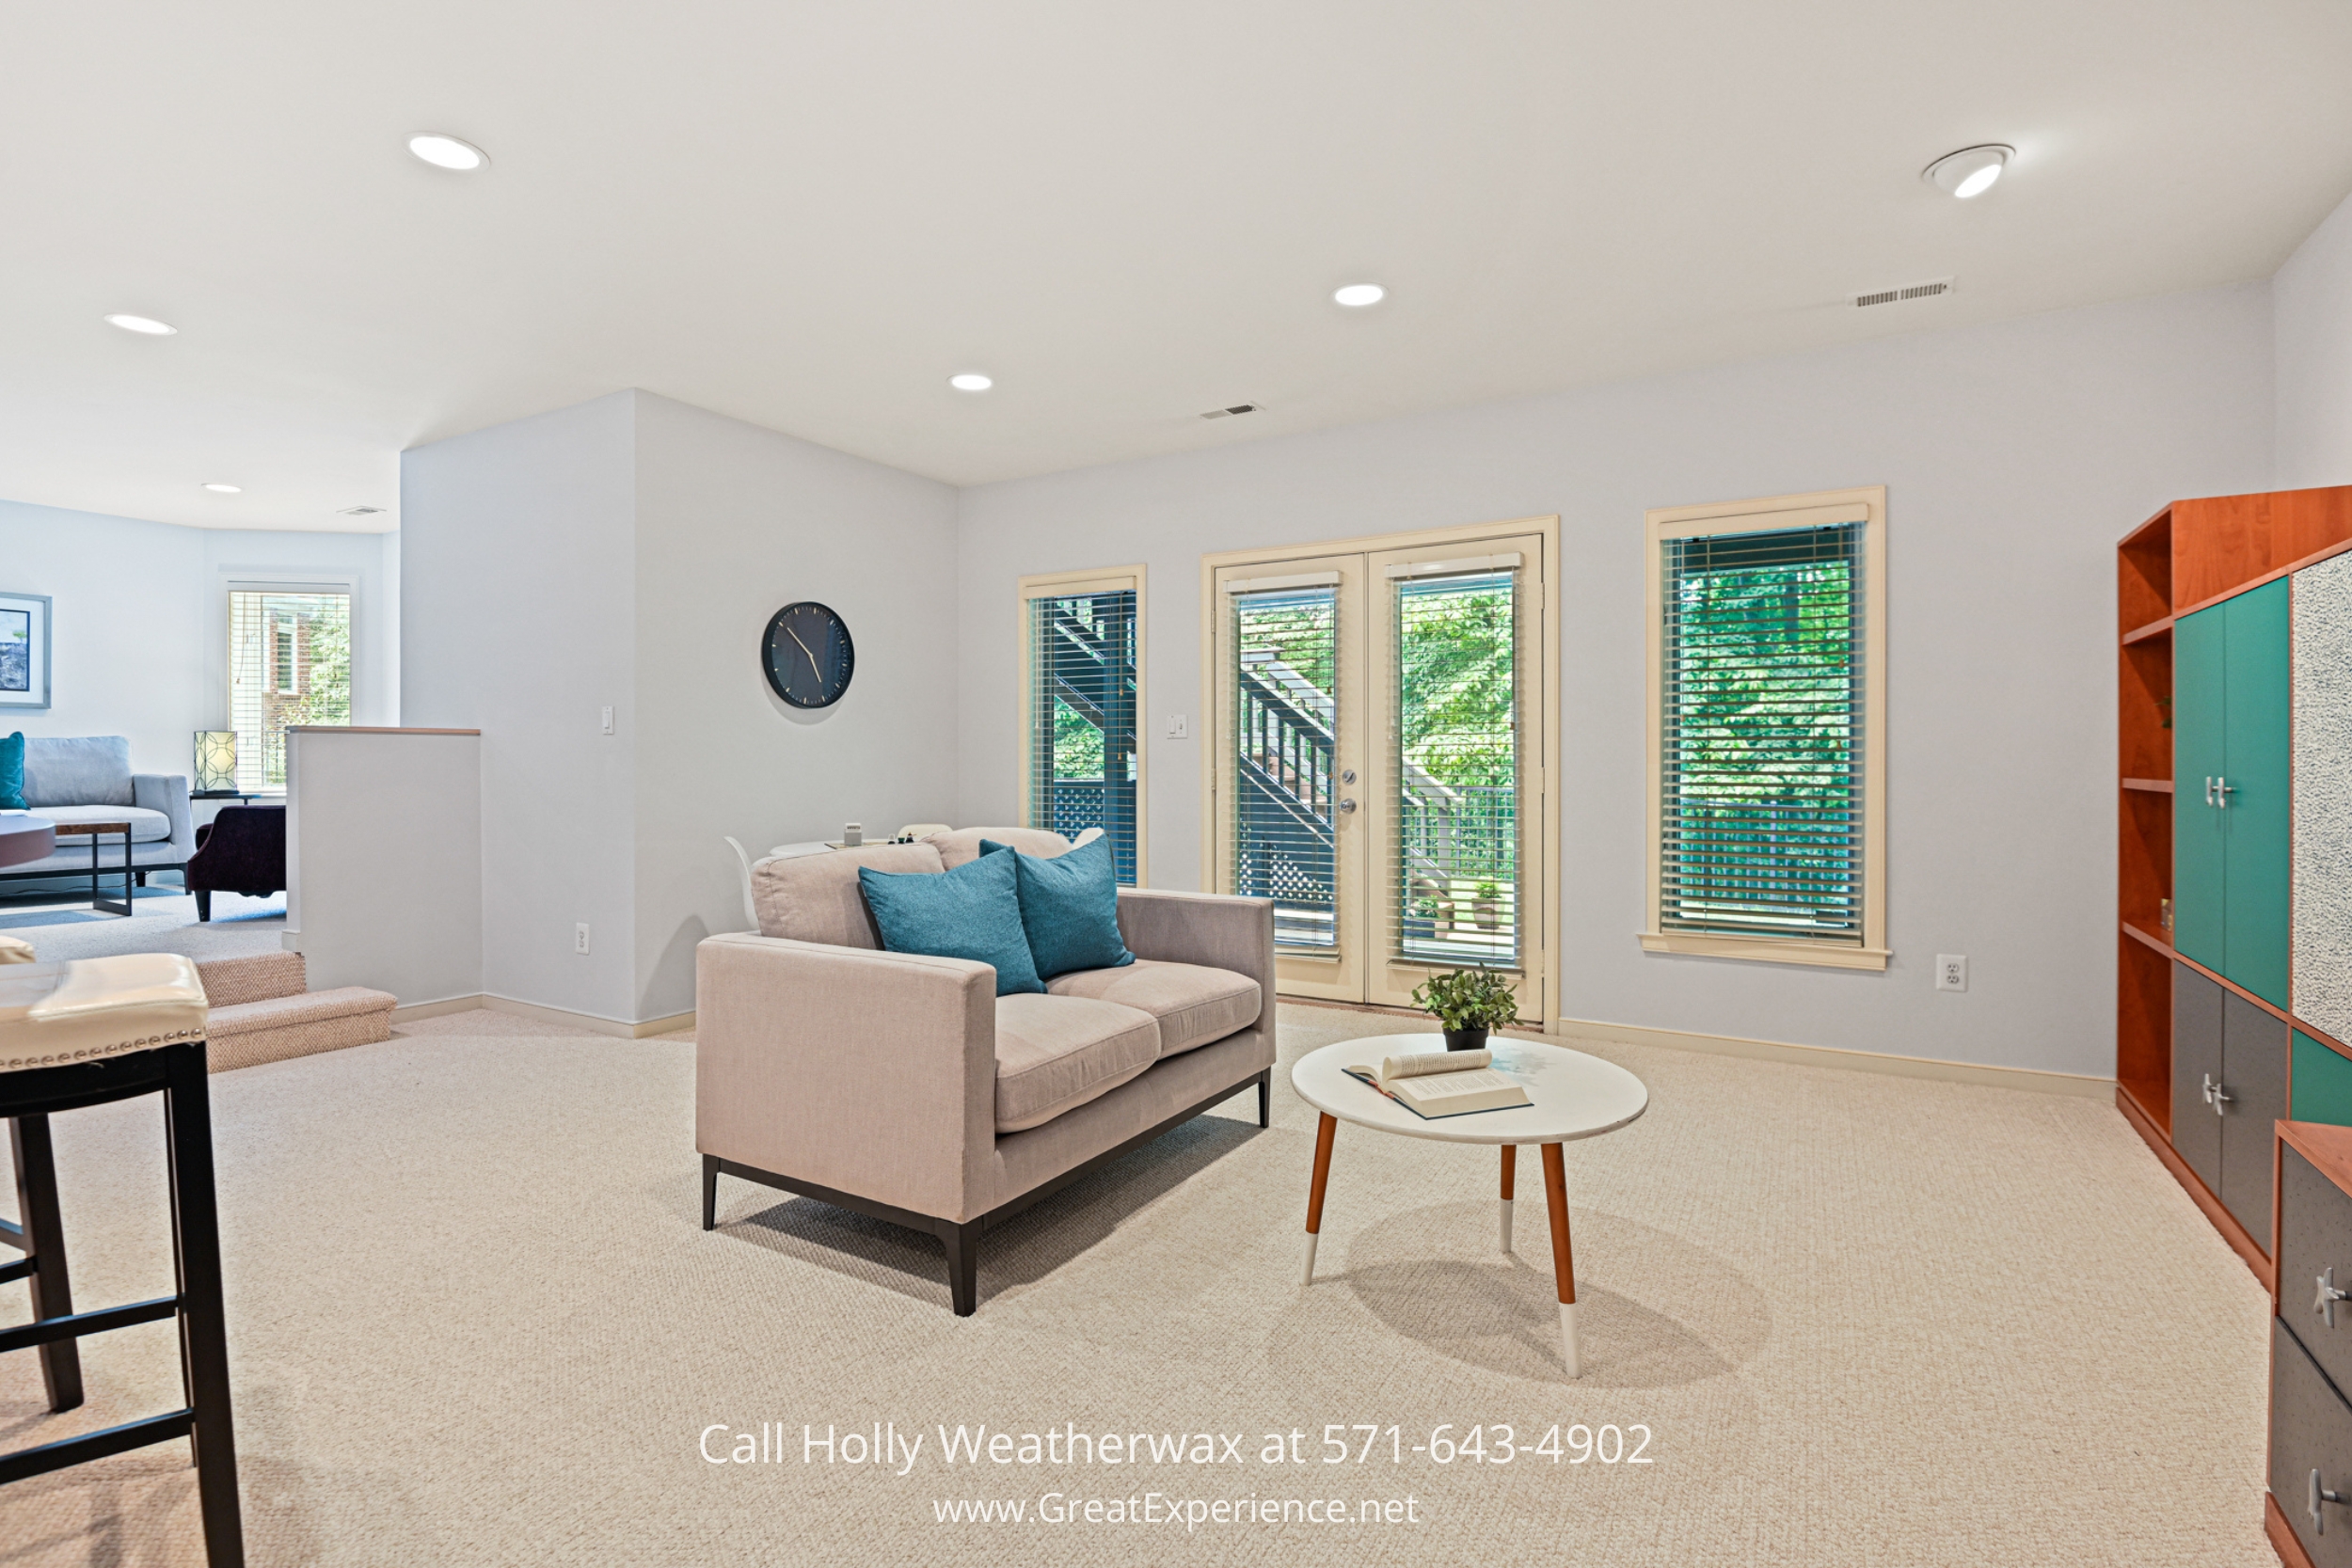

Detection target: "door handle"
[2320, 1266, 2350, 1329]
[1336, 798, 1358, 814]
[2314, 1469, 2347, 1535]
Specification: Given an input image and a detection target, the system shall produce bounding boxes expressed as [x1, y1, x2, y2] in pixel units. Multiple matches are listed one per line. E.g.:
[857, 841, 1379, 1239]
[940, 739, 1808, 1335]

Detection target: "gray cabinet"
[2281, 1145, 2352, 1399]
[2174, 963, 2224, 1194]
[2171, 960, 2288, 1243]
[2274, 1310, 2352, 1564]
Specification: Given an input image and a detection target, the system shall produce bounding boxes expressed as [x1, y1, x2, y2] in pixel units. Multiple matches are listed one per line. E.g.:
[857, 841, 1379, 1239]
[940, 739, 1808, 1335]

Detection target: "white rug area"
[0, 888, 285, 963]
[0, 1006, 2273, 1565]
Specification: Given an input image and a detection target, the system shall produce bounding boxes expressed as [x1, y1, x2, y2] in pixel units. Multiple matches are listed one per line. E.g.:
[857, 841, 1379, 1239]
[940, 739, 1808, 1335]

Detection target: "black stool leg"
[701, 1154, 719, 1230]
[8, 1115, 85, 1412]
[162, 1041, 245, 1566]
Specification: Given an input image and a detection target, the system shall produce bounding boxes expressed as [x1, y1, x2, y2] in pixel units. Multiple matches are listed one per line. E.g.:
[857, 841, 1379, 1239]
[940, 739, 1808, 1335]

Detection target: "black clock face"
[762, 602, 854, 709]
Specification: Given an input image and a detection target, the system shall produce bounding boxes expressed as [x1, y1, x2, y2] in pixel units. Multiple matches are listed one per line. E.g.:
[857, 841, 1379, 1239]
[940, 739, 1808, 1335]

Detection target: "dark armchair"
[184, 804, 286, 922]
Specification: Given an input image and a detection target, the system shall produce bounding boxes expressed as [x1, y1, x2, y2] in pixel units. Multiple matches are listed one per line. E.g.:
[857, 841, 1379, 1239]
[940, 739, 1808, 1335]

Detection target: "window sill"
[1637, 932, 1890, 971]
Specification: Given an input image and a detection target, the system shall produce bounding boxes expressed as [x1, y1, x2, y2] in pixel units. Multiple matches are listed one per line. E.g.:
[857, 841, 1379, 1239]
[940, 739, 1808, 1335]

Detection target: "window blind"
[1026, 589, 1138, 884]
[228, 589, 351, 790]
[1228, 584, 1340, 950]
[1391, 568, 1520, 967]
[1659, 523, 1863, 941]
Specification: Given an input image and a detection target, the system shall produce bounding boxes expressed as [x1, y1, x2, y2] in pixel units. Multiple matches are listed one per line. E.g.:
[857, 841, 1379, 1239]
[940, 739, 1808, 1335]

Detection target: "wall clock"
[762, 601, 854, 709]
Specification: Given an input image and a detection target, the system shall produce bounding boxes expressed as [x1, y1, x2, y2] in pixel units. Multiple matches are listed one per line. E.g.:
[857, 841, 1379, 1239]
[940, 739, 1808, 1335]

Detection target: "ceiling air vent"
[337, 505, 387, 516]
[1854, 277, 1954, 309]
[1200, 404, 1262, 420]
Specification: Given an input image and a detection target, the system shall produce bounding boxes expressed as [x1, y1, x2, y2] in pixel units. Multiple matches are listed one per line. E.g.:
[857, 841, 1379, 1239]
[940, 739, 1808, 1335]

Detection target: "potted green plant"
[1410, 966, 1519, 1052]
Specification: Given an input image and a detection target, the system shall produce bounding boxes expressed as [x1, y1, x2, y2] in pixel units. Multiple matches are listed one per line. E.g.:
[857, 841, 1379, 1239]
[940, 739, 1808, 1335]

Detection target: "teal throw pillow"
[0, 732, 24, 811]
[982, 835, 1135, 980]
[858, 847, 1043, 995]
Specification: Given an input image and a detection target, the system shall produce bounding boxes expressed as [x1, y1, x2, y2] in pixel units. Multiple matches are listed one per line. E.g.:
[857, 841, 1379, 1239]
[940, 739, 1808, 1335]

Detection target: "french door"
[1208, 524, 1552, 1022]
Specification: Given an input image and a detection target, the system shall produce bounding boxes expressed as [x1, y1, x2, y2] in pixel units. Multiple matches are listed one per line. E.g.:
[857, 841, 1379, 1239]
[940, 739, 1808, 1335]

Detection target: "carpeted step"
[206, 985, 397, 1072]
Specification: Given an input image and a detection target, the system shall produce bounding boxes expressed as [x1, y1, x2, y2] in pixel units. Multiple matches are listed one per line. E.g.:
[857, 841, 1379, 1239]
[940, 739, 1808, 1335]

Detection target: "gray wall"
[954, 285, 2277, 1078]
[630, 391, 960, 1022]
[401, 391, 641, 1022]
[0, 499, 396, 770]
[400, 389, 960, 1025]
[2277, 186, 2352, 490]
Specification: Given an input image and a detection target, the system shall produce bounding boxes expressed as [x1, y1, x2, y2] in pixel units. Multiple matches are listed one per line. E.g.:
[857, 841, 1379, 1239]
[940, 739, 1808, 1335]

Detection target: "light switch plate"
[575, 923, 591, 955]
[600, 705, 614, 735]
[1935, 954, 1967, 992]
[1168, 714, 1189, 739]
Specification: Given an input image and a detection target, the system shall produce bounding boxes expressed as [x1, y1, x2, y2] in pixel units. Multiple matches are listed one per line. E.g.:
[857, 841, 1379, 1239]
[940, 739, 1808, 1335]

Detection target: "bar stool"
[2, 952, 244, 1566]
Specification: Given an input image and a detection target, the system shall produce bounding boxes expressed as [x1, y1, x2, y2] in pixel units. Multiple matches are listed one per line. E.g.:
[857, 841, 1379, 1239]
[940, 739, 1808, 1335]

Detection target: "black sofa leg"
[8, 1114, 86, 1412]
[194, 890, 211, 923]
[1258, 1069, 1271, 1129]
[940, 1220, 978, 1317]
[701, 1154, 719, 1231]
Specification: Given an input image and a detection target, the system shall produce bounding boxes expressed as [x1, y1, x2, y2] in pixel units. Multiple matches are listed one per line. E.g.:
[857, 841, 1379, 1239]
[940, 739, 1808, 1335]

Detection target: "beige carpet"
[0, 1005, 2273, 1565]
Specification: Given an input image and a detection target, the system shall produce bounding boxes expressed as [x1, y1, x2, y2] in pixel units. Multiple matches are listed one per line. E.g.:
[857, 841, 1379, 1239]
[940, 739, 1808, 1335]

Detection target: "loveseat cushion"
[926, 826, 1070, 870]
[752, 842, 944, 947]
[22, 736, 133, 808]
[37, 804, 174, 843]
[861, 848, 1044, 996]
[1044, 959, 1263, 1058]
[993, 993, 1159, 1132]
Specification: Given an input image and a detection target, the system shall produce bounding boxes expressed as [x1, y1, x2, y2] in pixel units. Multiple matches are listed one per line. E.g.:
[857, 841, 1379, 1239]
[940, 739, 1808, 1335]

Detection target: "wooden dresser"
[2269, 1121, 2352, 1566]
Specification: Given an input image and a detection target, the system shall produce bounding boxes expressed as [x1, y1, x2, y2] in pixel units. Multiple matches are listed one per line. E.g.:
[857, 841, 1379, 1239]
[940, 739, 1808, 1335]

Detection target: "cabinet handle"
[2320, 1267, 2350, 1329]
[2203, 1073, 2231, 1116]
[2216, 775, 2236, 809]
[2314, 1469, 2347, 1535]
[2205, 776, 2217, 807]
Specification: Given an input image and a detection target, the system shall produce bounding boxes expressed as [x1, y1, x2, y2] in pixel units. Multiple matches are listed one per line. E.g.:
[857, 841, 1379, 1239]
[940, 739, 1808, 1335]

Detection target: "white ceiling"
[5, 1, 2350, 533]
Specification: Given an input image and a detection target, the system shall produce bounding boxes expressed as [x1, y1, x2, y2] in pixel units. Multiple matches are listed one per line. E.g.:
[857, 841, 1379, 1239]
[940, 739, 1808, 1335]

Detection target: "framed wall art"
[0, 592, 52, 711]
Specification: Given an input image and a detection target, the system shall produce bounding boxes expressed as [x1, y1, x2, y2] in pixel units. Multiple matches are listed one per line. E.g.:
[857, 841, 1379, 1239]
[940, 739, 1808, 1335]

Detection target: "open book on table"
[1342, 1049, 1532, 1119]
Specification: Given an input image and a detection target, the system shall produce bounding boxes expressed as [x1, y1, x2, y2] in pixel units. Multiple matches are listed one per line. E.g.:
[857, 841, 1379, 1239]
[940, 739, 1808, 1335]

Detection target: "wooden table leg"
[1302, 1113, 1337, 1284]
[1541, 1142, 1580, 1377]
[1499, 1144, 1517, 1253]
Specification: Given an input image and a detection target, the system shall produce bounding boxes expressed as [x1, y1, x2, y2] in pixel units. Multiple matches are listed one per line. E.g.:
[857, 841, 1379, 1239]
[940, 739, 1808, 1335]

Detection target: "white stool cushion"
[1, 953, 210, 1071]
[0, 933, 35, 964]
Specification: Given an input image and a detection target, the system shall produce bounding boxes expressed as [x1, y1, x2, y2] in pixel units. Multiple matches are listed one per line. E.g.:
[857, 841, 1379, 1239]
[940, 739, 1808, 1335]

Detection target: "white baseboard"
[1555, 1015, 2114, 1099]
[388, 993, 694, 1038]
[484, 994, 696, 1039]
[388, 994, 489, 1023]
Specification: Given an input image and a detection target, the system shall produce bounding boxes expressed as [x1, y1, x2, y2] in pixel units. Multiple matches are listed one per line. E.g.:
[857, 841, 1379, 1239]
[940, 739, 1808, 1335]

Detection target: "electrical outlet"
[1167, 714, 1188, 739]
[575, 923, 591, 955]
[600, 705, 614, 735]
[1935, 954, 1967, 992]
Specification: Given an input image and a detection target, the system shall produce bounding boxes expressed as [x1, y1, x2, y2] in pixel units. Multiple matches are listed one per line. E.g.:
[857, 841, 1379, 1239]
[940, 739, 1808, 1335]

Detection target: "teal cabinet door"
[2293, 1033, 2352, 1127]
[2223, 578, 2291, 1007]
[2173, 603, 2228, 969]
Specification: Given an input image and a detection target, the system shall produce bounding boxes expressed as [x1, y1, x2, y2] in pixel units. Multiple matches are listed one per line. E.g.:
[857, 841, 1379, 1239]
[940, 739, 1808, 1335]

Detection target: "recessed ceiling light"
[200, 483, 242, 494]
[103, 313, 177, 336]
[407, 133, 488, 171]
[949, 373, 993, 392]
[1333, 283, 1386, 309]
[1923, 144, 2013, 199]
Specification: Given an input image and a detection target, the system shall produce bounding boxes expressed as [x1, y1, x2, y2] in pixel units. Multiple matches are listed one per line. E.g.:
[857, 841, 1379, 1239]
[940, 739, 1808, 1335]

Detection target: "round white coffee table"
[1291, 1035, 1647, 1377]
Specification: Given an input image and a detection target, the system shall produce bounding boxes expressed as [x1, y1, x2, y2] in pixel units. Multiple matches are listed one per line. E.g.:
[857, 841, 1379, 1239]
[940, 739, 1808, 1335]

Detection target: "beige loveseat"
[695, 826, 1276, 1315]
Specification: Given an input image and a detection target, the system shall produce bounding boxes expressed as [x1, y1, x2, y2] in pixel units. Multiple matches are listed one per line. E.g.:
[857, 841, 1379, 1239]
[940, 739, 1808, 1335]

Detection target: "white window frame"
[1642, 486, 1889, 971]
[1019, 564, 1148, 884]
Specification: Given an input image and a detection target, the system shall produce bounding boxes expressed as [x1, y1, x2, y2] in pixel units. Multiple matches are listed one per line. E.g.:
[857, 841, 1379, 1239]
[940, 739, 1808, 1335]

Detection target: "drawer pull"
[2314, 1469, 2348, 1535]
[2320, 1267, 2351, 1329]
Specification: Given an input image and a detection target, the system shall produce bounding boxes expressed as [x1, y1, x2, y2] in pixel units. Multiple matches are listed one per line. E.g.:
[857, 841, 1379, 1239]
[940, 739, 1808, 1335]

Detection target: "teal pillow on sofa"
[0, 732, 24, 811]
[982, 835, 1135, 980]
[857, 846, 1044, 996]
